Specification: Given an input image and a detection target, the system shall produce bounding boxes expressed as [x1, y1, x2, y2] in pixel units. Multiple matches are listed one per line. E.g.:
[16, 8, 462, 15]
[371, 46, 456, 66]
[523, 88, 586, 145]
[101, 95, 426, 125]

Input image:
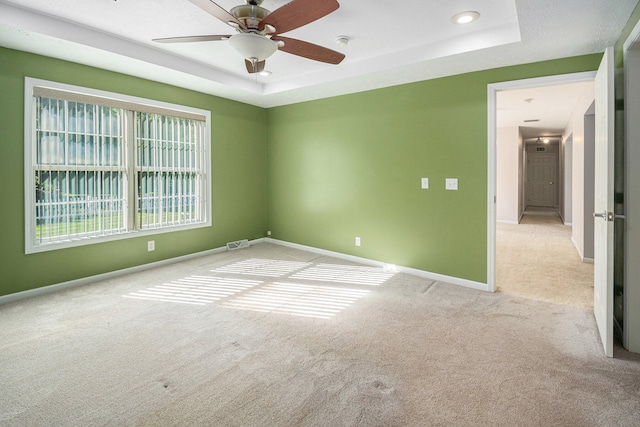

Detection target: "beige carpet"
[497, 212, 594, 310]
[2, 242, 640, 426]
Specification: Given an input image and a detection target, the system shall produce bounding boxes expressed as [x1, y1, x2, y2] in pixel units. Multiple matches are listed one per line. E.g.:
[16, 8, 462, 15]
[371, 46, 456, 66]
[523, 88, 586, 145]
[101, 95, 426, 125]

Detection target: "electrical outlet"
[446, 178, 459, 190]
[147, 240, 155, 251]
[355, 236, 361, 246]
[421, 177, 429, 189]
[267, 230, 272, 237]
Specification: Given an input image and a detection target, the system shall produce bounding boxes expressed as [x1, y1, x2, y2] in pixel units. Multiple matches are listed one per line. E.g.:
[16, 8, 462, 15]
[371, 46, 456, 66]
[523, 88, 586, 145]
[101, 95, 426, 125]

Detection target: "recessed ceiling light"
[258, 70, 272, 77]
[452, 11, 480, 25]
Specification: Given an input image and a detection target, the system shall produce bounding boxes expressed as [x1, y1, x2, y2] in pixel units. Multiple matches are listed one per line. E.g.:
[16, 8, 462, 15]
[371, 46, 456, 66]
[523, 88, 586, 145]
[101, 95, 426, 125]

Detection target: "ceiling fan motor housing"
[231, 4, 271, 33]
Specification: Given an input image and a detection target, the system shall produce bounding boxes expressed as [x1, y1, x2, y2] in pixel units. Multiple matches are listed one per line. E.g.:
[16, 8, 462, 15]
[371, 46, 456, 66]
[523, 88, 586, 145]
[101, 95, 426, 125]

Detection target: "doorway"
[487, 72, 596, 300]
[526, 151, 557, 209]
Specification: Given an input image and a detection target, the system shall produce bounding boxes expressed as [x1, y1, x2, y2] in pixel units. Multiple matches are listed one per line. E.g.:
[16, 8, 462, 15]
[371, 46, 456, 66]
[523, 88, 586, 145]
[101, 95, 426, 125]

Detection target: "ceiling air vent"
[524, 119, 540, 123]
[227, 239, 250, 250]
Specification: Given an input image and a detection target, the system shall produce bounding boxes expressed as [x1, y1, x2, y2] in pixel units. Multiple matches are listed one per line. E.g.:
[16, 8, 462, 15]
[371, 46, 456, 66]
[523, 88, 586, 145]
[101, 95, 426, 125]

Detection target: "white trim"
[488, 72, 596, 92]
[487, 71, 597, 294]
[268, 239, 489, 292]
[623, 17, 640, 52]
[26, 77, 209, 119]
[0, 238, 265, 306]
[0, 237, 489, 305]
[24, 80, 34, 255]
[497, 220, 519, 225]
[24, 77, 212, 254]
[572, 237, 586, 261]
[0, 237, 490, 305]
[487, 84, 497, 292]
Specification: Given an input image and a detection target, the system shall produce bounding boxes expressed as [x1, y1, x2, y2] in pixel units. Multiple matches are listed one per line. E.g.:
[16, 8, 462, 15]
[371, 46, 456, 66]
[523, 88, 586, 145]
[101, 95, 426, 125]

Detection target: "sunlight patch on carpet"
[123, 276, 262, 305]
[290, 264, 395, 286]
[222, 282, 370, 319]
[122, 259, 387, 314]
[211, 259, 311, 277]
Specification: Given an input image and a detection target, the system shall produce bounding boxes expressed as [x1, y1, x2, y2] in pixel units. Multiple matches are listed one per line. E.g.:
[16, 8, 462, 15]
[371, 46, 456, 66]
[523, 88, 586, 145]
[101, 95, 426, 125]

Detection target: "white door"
[593, 47, 615, 357]
[527, 153, 556, 207]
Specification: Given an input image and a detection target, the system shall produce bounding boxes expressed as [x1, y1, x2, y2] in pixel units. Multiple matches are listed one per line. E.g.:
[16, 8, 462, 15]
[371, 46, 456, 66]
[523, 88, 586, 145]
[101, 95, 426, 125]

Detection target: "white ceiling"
[497, 80, 595, 138]
[0, 0, 636, 111]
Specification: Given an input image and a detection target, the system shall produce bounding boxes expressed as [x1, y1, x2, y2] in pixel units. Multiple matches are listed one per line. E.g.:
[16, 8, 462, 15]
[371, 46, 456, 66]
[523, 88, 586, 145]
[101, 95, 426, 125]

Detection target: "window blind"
[33, 86, 206, 122]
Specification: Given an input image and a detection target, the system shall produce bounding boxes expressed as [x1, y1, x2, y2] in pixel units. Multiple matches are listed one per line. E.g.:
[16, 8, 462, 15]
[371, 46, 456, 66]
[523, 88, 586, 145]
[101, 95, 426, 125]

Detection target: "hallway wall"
[583, 109, 596, 261]
[563, 87, 596, 261]
[562, 135, 573, 224]
[497, 126, 522, 223]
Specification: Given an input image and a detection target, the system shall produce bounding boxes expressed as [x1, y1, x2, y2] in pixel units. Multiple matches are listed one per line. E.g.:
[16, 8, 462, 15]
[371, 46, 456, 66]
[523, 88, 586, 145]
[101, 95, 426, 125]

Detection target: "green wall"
[266, 54, 602, 283]
[0, 47, 267, 297]
[0, 44, 605, 298]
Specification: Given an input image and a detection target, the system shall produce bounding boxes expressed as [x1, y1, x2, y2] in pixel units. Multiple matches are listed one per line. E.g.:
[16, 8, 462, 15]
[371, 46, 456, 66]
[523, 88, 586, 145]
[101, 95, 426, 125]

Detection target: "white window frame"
[24, 77, 212, 254]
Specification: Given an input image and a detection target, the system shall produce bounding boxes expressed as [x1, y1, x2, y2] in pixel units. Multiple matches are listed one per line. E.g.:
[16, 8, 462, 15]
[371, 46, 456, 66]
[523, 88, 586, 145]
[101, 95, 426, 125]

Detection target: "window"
[25, 78, 211, 253]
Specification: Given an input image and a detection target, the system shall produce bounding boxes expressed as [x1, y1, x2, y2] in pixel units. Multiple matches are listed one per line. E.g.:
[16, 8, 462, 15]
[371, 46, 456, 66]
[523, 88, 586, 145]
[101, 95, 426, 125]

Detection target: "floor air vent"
[226, 239, 250, 250]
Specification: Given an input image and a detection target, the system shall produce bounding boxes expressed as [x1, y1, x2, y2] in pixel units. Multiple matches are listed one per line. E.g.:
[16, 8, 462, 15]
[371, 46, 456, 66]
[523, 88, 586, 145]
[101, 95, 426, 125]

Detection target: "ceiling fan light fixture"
[452, 11, 480, 25]
[229, 33, 278, 61]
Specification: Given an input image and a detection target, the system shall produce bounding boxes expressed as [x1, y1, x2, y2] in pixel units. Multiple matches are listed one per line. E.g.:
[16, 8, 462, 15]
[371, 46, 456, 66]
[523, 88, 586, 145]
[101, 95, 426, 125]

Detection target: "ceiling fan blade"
[245, 59, 266, 74]
[260, 0, 339, 34]
[272, 36, 345, 64]
[153, 35, 231, 43]
[189, 0, 246, 30]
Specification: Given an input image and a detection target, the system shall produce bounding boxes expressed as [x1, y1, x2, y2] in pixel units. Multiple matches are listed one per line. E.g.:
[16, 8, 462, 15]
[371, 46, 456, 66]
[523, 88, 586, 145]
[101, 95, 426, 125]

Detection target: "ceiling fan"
[153, 0, 345, 74]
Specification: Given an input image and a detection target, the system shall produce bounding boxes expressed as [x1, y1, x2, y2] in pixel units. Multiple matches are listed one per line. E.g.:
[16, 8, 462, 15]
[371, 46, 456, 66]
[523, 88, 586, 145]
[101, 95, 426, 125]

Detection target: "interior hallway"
[496, 210, 594, 309]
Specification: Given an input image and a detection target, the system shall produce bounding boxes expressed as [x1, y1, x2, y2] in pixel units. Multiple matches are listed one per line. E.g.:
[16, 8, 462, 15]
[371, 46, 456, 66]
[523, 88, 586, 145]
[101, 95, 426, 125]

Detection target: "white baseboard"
[268, 238, 489, 292]
[1, 237, 488, 305]
[571, 237, 585, 261]
[583, 257, 594, 264]
[497, 220, 519, 225]
[0, 238, 265, 306]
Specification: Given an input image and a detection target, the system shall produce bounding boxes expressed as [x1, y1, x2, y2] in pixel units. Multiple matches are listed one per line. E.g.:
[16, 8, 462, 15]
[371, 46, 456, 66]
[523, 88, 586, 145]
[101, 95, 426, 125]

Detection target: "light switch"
[421, 178, 429, 189]
[446, 178, 458, 190]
